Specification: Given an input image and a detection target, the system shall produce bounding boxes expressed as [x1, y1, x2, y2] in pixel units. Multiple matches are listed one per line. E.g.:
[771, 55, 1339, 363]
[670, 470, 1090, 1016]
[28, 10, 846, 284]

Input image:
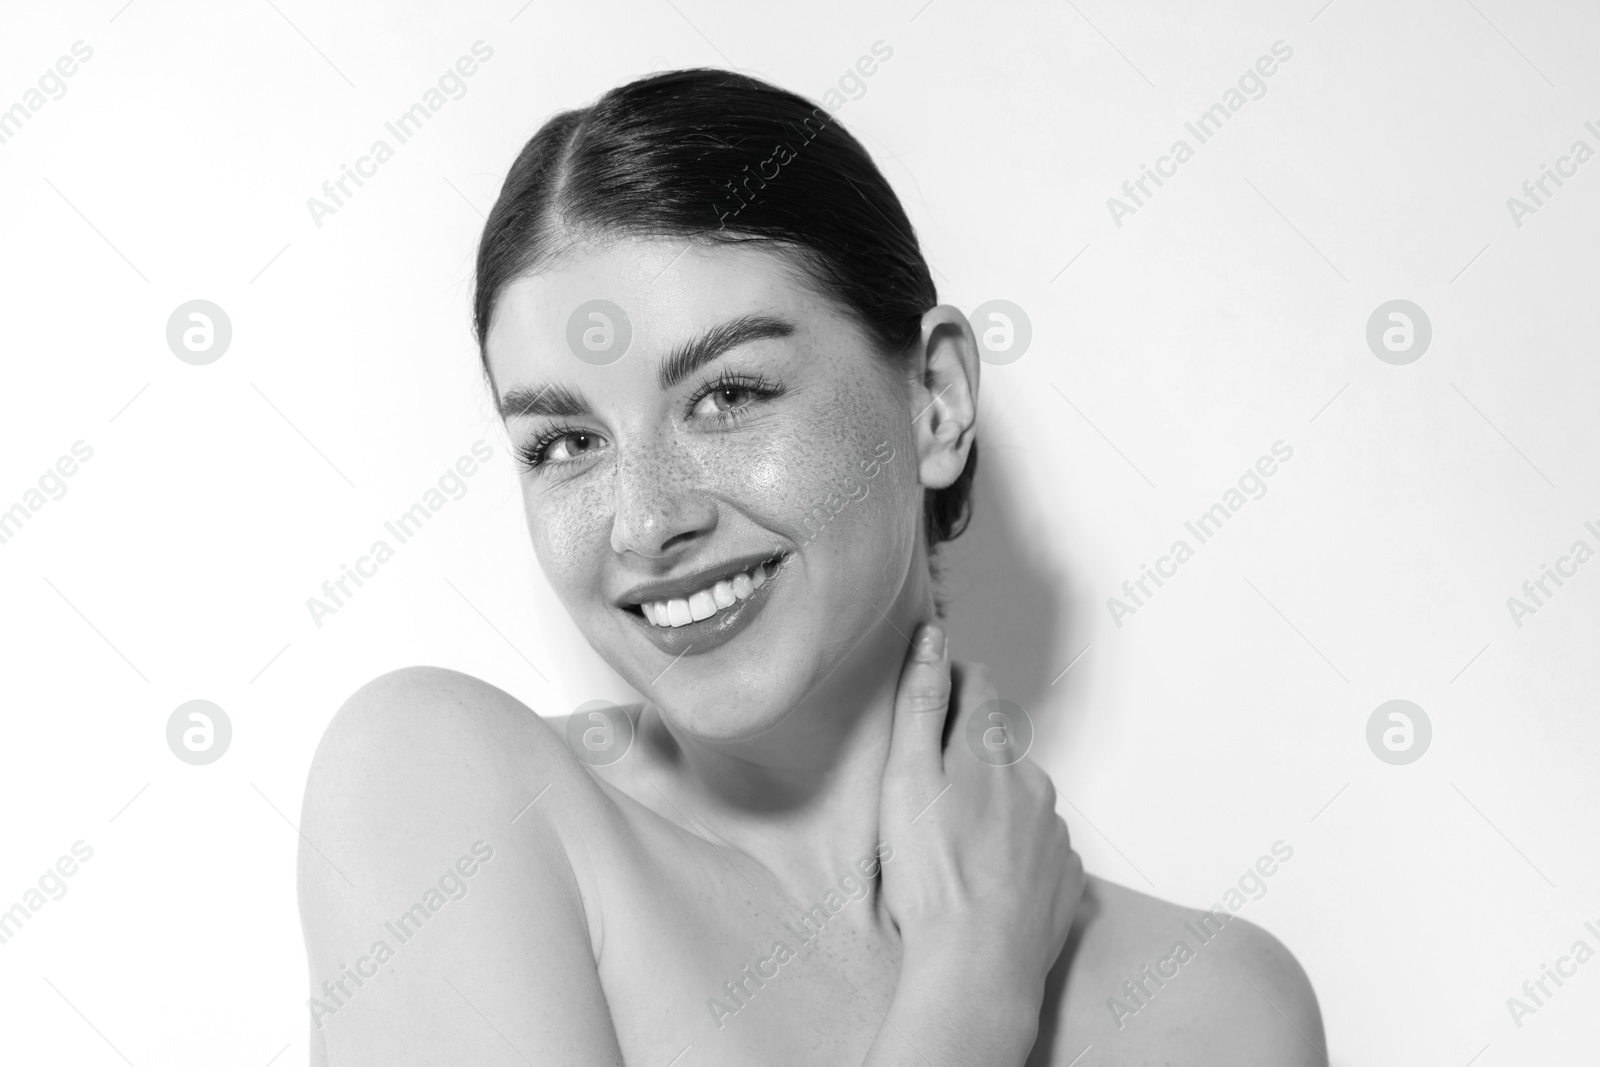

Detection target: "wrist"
[893, 938, 1043, 1060]
[901, 926, 1047, 1005]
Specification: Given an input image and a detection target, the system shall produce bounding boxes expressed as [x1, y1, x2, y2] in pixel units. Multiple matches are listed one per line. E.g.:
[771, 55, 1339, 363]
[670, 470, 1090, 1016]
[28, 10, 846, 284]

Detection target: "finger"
[885, 622, 952, 783]
[942, 660, 1000, 764]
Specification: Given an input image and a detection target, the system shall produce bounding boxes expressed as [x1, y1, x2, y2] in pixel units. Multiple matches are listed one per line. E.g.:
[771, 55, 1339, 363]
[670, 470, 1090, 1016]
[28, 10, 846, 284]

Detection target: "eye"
[546, 431, 603, 462]
[691, 384, 757, 417]
[687, 372, 783, 420]
[518, 426, 607, 472]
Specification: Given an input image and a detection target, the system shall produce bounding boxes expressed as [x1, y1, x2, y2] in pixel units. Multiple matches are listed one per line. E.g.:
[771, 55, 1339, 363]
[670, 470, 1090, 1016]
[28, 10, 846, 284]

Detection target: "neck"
[637, 541, 937, 905]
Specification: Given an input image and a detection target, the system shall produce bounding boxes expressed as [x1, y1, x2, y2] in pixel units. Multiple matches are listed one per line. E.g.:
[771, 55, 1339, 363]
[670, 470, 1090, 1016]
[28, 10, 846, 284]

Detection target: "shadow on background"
[939, 447, 1084, 726]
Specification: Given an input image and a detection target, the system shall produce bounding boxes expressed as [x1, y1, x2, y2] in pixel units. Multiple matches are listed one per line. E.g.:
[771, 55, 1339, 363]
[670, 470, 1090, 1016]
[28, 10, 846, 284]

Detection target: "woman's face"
[485, 235, 927, 740]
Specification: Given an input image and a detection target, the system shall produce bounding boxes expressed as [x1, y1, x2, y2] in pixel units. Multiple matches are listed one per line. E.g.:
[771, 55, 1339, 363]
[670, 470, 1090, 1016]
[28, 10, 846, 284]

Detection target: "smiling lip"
[621, 551, 788, 657]
[615, 550, 781, 608]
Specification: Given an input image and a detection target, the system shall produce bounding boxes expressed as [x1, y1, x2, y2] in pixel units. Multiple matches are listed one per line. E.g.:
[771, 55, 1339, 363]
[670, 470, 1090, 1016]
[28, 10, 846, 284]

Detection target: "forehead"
[484, 236, 838, 389]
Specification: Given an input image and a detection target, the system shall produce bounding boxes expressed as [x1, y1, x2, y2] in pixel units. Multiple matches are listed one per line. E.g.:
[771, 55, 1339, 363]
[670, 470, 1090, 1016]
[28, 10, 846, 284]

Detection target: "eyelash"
[516, 423, 589, 472]
[515, 371, 786, 474]
[686, 370, 785, 422]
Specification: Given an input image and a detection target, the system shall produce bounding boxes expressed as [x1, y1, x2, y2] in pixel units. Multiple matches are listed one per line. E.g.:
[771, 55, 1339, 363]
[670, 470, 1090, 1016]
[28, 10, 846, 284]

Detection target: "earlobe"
[912, 305, 980, 491]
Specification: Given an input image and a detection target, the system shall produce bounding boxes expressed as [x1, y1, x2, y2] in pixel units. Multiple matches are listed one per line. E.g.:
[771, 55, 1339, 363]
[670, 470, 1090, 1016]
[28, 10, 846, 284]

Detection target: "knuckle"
[1018, 762, 1053, 797]
[903, 687, 950, 714]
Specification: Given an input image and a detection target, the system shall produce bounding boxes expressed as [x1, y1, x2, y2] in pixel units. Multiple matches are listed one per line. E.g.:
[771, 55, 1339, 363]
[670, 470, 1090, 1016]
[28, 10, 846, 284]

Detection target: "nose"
[608, 429, 718, 559]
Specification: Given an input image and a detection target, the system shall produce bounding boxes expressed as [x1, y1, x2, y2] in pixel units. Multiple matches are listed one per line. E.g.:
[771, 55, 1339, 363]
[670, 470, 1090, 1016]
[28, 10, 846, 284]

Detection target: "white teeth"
[640, 559, 780, 626]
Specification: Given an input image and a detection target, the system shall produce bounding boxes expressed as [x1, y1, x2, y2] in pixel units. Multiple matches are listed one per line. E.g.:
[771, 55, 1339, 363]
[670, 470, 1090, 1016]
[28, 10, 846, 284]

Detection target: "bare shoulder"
[309, 664, 555, 769]
[1030, 876, 1325, 1066]
[298, 665, 601, 913]
[297, 667, 629, 1064]
[298, 665, 635, 877]
[301, 666, 601, 845]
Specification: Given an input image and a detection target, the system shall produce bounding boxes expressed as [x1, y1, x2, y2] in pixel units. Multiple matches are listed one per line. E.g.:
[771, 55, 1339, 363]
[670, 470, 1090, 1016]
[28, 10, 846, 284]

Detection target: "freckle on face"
[486, 237, 923, 738]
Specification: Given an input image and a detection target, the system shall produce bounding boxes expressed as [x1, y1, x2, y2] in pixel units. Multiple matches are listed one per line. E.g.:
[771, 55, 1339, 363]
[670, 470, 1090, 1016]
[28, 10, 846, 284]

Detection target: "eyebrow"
[497, 382, 588, 419]
[496, 313, 796, 420]
[656, 314, 794, 392]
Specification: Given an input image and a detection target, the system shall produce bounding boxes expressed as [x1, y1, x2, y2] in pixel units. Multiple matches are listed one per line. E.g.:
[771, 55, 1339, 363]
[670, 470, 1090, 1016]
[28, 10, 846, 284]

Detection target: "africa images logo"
[307, 841, 495, 1029]
[1105, 840, 1294, 1029]
[304, 441, 494, 628]
[1106, 40, 1294, 228]
[705, 843, 894, 1031]
[1106, 441, 1294, 627]
[304, 41, 494, 229]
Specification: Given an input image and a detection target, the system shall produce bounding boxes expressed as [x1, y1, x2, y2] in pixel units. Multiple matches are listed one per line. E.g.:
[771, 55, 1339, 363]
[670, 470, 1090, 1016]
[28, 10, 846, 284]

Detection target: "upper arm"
[297, 666, 625, 1066]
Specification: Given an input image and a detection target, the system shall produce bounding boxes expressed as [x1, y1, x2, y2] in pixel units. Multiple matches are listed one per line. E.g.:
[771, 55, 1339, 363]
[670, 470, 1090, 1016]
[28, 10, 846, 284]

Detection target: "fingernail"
[919, 624, 945, 661]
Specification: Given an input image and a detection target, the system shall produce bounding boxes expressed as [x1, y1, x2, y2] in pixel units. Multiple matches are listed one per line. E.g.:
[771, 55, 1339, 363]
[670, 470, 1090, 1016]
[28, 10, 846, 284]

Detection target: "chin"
[599, 589, 857, 744]
[627, 612, 821, 742]
[656, 682, 798, 742]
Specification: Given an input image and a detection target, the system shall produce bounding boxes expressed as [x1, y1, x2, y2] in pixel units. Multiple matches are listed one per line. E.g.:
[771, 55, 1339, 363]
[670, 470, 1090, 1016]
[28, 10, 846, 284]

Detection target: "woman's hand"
[866, 622, 1084, 1066]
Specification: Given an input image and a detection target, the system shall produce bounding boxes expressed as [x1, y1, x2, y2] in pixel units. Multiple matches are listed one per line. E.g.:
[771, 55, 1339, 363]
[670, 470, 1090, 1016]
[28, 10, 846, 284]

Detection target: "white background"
[2, 1, 1597, 1064]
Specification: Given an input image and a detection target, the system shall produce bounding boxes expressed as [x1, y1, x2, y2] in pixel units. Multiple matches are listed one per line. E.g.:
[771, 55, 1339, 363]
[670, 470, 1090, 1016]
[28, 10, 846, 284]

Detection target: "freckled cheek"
[717, 435, 850, 536]
[825, 412, 921, 539]
[717, 429, 915, 549]
[732, 448, 795, 503]
[524, 477, 614, 600]
[843, 443, 921, 544]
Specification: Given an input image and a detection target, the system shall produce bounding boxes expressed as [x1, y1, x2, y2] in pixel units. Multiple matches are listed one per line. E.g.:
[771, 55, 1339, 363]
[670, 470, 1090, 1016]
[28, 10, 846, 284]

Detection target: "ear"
[910, 304, 979, 493]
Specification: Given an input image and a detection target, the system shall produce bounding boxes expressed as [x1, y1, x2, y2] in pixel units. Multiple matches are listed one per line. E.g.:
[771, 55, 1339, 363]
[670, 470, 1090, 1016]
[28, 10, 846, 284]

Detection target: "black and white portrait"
[3, 2, 1596, 1065]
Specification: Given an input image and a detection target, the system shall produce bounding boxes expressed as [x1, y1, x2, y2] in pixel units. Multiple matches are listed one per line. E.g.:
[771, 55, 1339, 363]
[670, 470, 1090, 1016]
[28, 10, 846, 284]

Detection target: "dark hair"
[473, 68, 976, 549]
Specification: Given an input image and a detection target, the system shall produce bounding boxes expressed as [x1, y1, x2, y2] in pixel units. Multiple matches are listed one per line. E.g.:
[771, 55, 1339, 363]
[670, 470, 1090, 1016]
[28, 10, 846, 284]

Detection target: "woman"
[298, 69, 1322, 1065]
